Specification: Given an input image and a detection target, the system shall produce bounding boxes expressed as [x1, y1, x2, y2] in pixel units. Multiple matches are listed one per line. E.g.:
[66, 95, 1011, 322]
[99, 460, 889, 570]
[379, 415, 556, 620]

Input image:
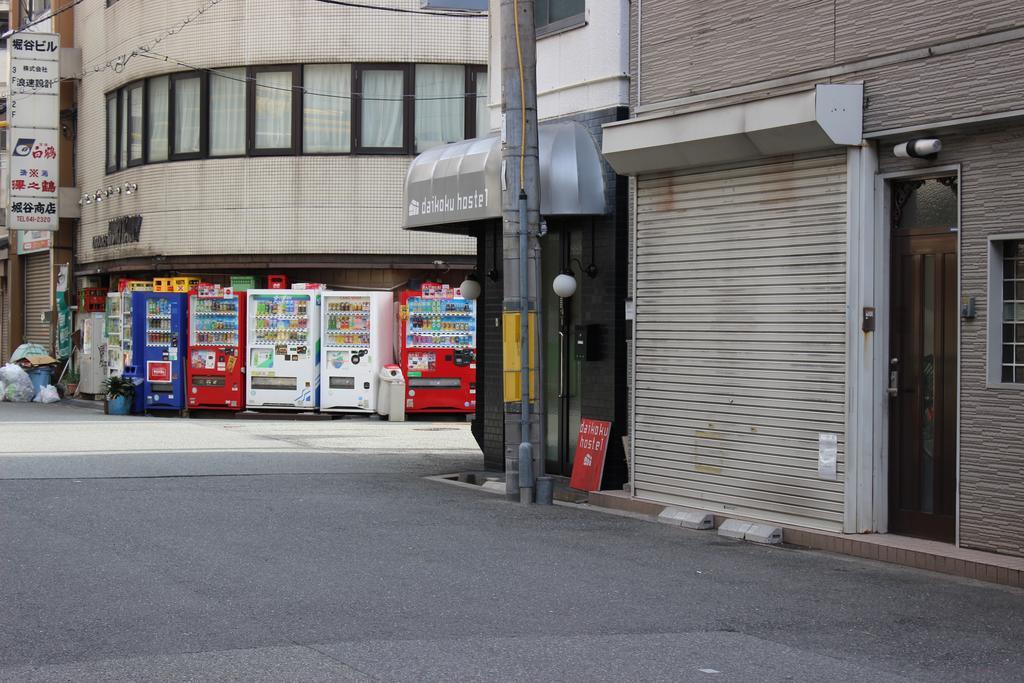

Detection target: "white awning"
[602, 84, 864, 175]
[404, 120, 607, 231]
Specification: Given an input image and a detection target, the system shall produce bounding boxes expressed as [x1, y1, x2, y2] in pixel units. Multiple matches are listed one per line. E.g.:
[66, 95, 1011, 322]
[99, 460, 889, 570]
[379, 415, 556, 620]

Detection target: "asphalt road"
[1, 401, 1022, 682]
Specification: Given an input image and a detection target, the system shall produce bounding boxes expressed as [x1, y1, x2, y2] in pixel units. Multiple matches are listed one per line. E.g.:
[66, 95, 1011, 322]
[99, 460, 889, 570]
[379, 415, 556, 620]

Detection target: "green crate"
[230, 275, 257, 292]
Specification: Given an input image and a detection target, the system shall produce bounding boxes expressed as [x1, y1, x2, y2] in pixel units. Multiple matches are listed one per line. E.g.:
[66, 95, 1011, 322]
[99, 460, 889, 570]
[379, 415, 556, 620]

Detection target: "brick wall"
[880, 126, 1024, 556]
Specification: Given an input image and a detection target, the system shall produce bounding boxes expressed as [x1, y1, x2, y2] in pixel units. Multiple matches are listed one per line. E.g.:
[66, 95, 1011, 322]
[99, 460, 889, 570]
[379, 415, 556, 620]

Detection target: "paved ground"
[1, 400, 1023, 681]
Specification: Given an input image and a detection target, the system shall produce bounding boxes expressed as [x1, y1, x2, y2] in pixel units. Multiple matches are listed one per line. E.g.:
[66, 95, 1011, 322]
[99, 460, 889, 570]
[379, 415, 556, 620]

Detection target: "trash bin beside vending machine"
[377, 364, 405, 421]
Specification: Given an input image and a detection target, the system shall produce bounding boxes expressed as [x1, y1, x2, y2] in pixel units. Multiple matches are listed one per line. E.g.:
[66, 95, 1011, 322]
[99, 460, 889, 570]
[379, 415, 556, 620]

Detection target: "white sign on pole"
[9, 59, 60, 95]
[9, 33, 60, 59]
[7, 31, 60, 232]
[9, 95, 60, 128]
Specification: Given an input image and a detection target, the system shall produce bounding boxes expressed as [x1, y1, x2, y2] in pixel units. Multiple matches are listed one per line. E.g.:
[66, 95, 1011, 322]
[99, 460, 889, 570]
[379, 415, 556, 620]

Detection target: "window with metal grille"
[1001, 239, 1024, 383]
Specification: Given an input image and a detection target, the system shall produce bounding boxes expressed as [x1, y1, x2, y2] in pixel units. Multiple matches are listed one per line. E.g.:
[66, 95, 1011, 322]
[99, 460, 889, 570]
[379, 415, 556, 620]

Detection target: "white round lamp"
[552, 272, 577, 298]
[459, 274, 482, 301]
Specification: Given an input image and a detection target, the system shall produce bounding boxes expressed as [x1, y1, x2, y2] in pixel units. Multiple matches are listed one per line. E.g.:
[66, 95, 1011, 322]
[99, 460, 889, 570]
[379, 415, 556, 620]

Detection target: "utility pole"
[500, 0, 542, 502]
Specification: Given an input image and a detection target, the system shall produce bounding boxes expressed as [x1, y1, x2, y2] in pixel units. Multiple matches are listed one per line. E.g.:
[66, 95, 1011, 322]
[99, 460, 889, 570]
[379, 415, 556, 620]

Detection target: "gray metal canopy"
[404, 120, 606, 231]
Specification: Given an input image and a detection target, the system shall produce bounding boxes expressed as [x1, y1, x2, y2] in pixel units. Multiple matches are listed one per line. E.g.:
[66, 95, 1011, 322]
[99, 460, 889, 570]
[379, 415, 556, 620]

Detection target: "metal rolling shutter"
[23, 253, 52, 352]
[633, 154, 848, 532]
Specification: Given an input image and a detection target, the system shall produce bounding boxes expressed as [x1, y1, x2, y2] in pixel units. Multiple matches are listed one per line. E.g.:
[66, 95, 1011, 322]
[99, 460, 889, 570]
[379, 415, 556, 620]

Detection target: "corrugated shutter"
[633, 154, 848, 532]
[23, 252, 52, 352]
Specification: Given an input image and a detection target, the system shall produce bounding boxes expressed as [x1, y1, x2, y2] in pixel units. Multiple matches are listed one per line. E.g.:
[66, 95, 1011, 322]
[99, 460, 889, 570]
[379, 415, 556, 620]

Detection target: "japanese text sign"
[10, 59, 60, 95]
[7, 32, 60, 231]
[10, 35, 60, 60]
[569, 418, 612, 492]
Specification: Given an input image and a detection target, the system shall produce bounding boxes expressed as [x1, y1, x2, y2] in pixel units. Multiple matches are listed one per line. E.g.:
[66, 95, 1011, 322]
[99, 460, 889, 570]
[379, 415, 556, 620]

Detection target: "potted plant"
[61, 367, 80, 397]
[103, 375, 136, 415]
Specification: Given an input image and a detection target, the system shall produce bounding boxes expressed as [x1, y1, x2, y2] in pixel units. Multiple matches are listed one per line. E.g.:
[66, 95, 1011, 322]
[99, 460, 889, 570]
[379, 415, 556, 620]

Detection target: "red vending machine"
[187, 283, 246, 410]
[399, 282, 477, 414]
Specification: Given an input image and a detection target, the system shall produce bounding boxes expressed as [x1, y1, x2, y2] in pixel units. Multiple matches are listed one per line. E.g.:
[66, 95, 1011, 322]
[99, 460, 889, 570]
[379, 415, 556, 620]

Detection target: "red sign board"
[569, 418, 612, 492]
[147, 361, 172, 383]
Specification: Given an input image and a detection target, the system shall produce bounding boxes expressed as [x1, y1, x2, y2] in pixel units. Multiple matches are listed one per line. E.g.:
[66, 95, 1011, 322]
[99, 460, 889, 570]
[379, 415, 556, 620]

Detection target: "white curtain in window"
[148, 76, 169, 162]
[129, 85, 144, 161]
[119, 92, 128, 168]
[209, 68, 246, 156]
[361, 70, 403, 149]
[415, 65, 464, 152]
[303, 64, 351, 153]
[174, 77, 201, 154]
[255, 71, 293, 149]
[475, 71, 489, 136]
[106, 97, 118, 168]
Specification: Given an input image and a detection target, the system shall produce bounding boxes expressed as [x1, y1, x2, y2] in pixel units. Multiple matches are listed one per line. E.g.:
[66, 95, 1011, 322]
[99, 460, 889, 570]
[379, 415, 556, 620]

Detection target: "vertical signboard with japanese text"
[7, 33, 60, 231]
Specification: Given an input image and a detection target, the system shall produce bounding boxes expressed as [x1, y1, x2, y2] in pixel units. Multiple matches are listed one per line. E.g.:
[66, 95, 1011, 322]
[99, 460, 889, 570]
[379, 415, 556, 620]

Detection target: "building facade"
[71, 0, 485, 305]
[1, 0, 77, 362]
[603, 1, 1024, 555]
[405, 0, 631, 484]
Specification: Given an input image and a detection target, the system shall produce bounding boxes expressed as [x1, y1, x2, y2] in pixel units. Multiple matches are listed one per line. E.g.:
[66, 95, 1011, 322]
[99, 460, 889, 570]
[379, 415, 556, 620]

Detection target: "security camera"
[893, 138, 941, 159]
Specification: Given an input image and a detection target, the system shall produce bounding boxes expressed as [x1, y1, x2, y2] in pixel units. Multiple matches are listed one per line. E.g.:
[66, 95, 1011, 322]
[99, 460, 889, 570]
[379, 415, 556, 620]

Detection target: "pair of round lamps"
[459, 272, 578, 301]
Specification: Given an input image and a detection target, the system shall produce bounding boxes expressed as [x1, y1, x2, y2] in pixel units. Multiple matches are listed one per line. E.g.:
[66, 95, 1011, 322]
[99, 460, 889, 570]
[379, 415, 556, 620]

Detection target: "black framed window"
[209, 67, 246, 156]
[414, 64, 465, 153]
[354, 65, 410, 154]
[248, 65, 301, 155]
[147, 75, 170, 162]
[468, 65, 488, 138]
[303, 64, 352, 154]
[535, 0, 585, 35]
[170, 72, 206, 160]
[127, 82, 145, 165]
[1000, 240, 1024, 384]
[105, 93, 119, 173]
[119, 90, 128, 169]
[107, 62, 484, 173]
[26, 0, 50, 20]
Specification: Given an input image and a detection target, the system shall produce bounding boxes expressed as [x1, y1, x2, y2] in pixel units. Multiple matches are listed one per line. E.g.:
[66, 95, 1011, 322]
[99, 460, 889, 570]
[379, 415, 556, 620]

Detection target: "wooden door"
[889, 229, 958, 541]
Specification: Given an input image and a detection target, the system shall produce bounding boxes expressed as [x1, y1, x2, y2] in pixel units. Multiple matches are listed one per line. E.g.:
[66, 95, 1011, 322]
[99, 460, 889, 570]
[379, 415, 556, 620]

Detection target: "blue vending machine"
[131, 291, 189, 411]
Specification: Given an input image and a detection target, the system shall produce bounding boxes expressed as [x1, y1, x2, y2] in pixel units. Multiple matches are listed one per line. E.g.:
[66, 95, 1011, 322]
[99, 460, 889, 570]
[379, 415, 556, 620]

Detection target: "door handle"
[888, 357, 899, 397]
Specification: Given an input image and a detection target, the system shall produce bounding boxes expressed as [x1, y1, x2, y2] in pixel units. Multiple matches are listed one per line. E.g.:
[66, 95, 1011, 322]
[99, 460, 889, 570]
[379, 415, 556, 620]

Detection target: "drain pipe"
[518, 188, 534, 504]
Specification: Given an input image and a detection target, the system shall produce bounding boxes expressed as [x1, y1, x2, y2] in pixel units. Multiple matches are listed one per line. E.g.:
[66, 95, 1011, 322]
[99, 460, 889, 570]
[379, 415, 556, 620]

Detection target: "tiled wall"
[635, 0, 1024, 135]
[74, 0, 486, 265]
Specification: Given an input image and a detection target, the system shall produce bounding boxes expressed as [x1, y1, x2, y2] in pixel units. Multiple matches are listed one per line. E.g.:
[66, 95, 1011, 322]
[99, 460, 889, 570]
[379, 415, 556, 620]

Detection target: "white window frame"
[987, 232, 1024, 389]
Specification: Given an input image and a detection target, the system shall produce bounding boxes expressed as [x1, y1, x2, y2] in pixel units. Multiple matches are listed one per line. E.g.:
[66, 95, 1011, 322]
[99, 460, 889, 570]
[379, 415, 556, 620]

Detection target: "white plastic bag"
[0, 363, 35, 402]
[33, 384, 60, 404]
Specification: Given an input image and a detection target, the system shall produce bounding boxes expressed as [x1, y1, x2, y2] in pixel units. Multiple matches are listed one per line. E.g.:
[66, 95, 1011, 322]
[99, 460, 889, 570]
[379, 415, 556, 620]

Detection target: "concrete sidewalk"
[590, 489, 1024, 590]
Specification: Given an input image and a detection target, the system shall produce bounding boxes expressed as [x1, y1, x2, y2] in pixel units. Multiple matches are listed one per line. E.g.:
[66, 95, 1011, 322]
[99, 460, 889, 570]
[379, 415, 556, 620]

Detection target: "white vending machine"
[245, 288, 321, 410]
[320, 291, 394, 413]
[105, 293, 123, 377]
[77, 311, 108, 395]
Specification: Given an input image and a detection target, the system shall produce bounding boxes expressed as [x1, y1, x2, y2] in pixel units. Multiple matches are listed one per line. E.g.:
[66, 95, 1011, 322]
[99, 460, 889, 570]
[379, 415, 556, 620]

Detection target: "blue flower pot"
[108, 395, 131, 415]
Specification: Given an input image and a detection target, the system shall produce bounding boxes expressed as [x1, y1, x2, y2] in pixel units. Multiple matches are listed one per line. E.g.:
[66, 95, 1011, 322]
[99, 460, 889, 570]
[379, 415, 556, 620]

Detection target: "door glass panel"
[891, 177, 957, 231]
[920, 255, 935, 513]
[541, 231, 563, 473]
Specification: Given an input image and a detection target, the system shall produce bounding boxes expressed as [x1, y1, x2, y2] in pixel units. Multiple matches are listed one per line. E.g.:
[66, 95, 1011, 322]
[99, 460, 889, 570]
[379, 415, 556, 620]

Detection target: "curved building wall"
[75, 0, 485, 268]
